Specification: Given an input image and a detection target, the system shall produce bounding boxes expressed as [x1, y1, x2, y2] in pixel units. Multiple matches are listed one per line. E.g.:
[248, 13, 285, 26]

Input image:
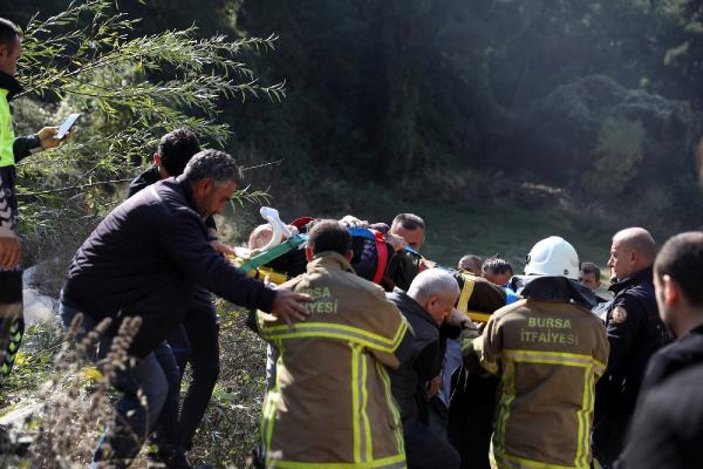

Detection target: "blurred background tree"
[2, 0, 703, 256]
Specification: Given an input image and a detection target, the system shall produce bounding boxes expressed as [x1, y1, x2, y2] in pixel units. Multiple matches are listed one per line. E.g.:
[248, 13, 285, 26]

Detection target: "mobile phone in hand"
[57, 113, 81, 139]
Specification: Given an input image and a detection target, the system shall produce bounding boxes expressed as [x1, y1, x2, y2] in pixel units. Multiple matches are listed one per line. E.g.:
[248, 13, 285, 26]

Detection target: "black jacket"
[128, 164, 216, 232]
[387, 288, 443, 426]
[640, 324, 703, 392]
[595, 267, 670, 418]
[617, 363, 703, 469]
[62, 176, 276, 357]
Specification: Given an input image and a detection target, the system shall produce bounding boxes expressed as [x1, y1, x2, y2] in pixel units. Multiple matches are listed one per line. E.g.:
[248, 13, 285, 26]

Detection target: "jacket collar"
[174, 175, 200, 214]
[390, 287, 436, 327]
[510, 275, 597, 308]
[0, 71, 22, 101]
[609, 266, 653, 295]
[308, 251, 355, 273]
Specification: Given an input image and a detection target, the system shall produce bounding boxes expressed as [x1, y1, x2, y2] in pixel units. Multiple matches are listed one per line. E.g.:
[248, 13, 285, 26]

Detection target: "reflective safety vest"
[256, 252, 410, 468]
[473, 299, 609, 468]
[0, 88, 15, 168]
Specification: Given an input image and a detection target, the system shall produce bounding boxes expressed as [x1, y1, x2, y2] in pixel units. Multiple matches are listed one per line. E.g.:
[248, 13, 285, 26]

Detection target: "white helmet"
[524, 236, 579, 279]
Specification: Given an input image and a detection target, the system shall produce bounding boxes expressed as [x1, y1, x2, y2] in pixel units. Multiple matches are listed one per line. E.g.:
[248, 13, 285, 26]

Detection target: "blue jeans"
[59, 301, 182, 467]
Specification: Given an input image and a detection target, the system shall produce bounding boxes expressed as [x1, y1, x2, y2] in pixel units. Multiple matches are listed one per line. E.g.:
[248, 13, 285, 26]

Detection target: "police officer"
[592, 227, 671, 468]
[0, 17, 65, 386]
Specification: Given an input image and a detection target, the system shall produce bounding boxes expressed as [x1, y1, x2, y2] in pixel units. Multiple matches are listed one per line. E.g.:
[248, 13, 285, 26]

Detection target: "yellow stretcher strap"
[227, 255, 289, 285]
[465, 310, 492, 323]
[457, 277, 475, 313]
[249, 266, 288, 285]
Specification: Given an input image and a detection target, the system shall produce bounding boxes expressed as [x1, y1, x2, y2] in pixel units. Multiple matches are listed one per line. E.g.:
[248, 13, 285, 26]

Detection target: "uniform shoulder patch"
[611, 306, 628, 324]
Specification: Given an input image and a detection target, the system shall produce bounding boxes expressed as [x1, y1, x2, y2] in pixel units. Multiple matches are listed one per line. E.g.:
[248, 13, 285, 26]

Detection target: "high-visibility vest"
[0, 88, 15, 168]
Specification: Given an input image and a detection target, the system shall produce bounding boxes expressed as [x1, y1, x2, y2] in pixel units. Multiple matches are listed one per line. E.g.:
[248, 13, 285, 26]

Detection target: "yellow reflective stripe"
[575, 368, 594, 468]
[361, 351, 372, 462]
[262, 345, 284, 461]
[269, 454, 407, 468]
[504, 349, 604, 371]
[376, 361, 405, 456]
[262, 390, 277, 456]
[457, 277, 475, 313]
[351, 346, 362, 462]
[499, 450, 584, 468]
[260, 320, 408, 353]
[495, 360, 515, 453]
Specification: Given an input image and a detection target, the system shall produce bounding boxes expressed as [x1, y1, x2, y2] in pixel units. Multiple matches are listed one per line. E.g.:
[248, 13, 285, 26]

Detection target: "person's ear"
[0, 43, 6, 59]
[346, 249, 354, 263]
[305, 245, 314, 262]
[153, 153, 161, 166]
[197, 178, 214, 192]
[426, 296, 438, 313]
[191, 178, 212, 199]
[662, 275, 679, 307]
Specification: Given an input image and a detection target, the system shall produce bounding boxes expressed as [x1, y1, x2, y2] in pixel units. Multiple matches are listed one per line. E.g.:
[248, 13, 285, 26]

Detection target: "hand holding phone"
[56, 113, 81, 140]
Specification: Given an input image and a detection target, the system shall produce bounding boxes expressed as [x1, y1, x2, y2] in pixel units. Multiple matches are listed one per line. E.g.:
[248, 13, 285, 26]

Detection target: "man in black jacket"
[60, 149, 310, 468]
[616, 231, 703, 467]
[0, 17, 64, 386]
[593, 227, 671, 468]
[616, 363, 703, 469]
[387, 268, 461, 469]
[128, 128, 227, 453]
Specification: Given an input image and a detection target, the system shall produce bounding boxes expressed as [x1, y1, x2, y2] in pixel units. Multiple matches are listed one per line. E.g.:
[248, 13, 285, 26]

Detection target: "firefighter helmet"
[524, 236, 579, 279]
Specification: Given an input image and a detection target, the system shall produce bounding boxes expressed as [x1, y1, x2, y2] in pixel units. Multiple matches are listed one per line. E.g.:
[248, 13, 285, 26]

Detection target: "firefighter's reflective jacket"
[254, 251, 412, 468]
[471, 276, 609, 469]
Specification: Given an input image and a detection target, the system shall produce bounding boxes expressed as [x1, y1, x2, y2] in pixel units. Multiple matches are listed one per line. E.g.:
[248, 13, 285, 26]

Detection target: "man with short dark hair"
[252, 219, 411, 468]
[579, 261, 602, 292]
[593, 227, 671, 468]
[481, 255, 513, 286]
[617, 231, 703, 468]
[391, 213, 426, 251]
[0, 17, 64, 384]
[60, 149, 311, 468]
[636, 231, 703, 390]
[386, 213, 426, 292]
[129, 128, 202, 192]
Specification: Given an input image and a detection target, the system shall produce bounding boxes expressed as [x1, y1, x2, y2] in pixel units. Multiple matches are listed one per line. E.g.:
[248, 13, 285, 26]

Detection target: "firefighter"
[251, 220, 412, 468]
[464, 236, 608, 468]
[592, 227, 670, 468]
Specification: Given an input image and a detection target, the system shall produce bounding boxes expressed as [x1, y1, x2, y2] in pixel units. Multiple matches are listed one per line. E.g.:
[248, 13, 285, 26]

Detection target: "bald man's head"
[608, 227, 656, 281]
[407, 269, 460, 326]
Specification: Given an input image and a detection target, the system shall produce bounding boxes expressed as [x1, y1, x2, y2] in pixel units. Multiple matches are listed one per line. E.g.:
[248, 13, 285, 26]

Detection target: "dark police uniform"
[592, 267, 671, 468]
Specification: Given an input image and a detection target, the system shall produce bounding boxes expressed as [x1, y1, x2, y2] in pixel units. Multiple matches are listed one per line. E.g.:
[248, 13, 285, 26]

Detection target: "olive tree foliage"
[13, 0, 279, 266]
